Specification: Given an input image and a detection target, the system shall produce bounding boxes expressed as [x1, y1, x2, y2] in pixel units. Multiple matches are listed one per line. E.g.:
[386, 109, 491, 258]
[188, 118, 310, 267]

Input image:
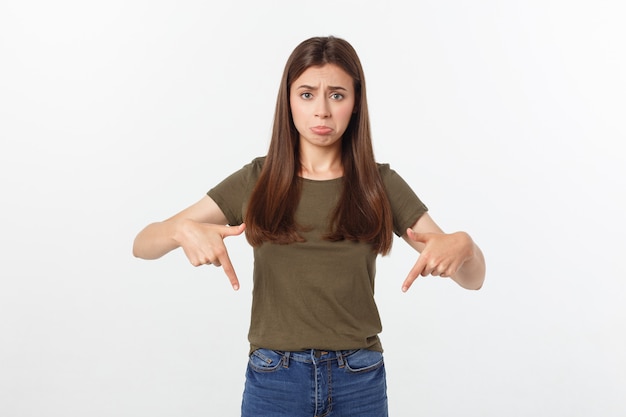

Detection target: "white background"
[1, 1, 625, 416]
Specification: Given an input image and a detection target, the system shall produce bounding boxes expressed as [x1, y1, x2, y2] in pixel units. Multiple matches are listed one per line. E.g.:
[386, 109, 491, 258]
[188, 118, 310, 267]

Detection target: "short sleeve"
[207, 157, 264, 225]
[378, 163, 428, 236]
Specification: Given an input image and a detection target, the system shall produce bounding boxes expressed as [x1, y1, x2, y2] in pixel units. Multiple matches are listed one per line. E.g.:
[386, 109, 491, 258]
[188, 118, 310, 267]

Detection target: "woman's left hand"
[402, 229, 475, 292]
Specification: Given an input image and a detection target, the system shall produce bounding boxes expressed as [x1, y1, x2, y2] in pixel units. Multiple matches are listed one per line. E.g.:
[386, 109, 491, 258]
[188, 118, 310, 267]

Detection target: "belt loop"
[336, 351, 345, 368]
[282, 351, 290, 368]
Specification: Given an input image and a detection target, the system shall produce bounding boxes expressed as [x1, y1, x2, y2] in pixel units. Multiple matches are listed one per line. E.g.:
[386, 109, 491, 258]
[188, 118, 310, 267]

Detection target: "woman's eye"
[301, 92, 313, 99]
[331, 93, 344, 100]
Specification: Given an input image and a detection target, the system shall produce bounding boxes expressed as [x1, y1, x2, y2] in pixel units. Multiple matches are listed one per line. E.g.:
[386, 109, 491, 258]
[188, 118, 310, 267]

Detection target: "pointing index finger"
[216, 224, 245, 290]
[402, 255, 427, 292]
[218, 252, 240, 291]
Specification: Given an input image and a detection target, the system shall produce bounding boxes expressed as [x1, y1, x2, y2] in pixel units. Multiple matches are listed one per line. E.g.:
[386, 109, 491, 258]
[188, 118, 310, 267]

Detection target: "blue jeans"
[241, 348, 388, 417]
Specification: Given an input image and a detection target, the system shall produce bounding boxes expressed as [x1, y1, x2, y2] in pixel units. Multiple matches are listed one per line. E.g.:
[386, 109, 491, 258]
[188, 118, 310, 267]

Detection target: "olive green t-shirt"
[208, 157, 428, 353]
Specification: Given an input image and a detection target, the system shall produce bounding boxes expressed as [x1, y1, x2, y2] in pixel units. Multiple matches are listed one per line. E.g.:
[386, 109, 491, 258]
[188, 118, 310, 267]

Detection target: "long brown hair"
[245, 36, 393, 254]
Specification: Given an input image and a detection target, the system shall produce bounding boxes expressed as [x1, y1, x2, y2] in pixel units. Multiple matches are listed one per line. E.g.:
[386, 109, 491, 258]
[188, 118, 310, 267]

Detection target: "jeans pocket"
[344, 349, 384, 374]
[248, 348, 284, 373]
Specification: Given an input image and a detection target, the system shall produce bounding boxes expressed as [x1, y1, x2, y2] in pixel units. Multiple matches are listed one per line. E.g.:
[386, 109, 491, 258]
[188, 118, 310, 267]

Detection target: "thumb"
[221, 223, 246, 238]
[407, 228, 429, 243]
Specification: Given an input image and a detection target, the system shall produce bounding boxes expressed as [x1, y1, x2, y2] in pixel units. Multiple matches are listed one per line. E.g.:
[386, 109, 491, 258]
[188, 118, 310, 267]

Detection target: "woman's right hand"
[133, 195, 246, 291]
[175, 220, 246, 290]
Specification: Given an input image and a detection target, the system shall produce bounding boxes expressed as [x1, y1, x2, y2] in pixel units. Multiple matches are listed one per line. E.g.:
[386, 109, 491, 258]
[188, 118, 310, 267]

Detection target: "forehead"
[292, 64, 354, 88]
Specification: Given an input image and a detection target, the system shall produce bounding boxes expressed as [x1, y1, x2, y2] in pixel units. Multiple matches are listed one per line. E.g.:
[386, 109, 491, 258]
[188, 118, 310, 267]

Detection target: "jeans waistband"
[275, 349, 358, 367]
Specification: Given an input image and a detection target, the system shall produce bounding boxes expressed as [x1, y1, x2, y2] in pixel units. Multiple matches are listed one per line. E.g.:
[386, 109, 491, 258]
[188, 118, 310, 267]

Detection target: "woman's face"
[289, 64, 356, 152]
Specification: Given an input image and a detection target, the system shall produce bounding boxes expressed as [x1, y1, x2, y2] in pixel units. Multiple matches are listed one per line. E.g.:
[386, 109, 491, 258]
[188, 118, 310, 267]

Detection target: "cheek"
[336, 104, 355, 125]
[289, 100, 304, 124]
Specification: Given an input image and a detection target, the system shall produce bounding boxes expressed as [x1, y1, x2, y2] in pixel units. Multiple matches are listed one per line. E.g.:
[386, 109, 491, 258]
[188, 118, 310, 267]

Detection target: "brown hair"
[245, 36, 393, 254]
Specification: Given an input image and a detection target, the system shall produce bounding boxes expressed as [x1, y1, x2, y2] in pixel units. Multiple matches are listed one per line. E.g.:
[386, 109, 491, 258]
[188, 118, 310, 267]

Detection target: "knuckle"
[213, 247, 227, 257]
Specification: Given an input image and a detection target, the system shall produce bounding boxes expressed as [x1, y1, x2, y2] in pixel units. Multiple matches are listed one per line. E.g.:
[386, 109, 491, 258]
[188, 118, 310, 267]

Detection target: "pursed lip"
[310, 126, 333, 135]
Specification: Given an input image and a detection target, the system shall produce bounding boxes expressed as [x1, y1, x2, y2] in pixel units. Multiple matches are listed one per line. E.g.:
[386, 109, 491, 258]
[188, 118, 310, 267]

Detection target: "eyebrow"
[295, 84, 349, 91]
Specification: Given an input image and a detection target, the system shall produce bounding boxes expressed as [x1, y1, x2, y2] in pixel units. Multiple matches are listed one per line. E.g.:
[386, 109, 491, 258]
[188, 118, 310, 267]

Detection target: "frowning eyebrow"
[294, 84, 349, 91]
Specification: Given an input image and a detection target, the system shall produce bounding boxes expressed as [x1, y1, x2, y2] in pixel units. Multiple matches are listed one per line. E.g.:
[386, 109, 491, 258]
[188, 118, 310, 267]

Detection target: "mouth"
[310, 126, 333, 135]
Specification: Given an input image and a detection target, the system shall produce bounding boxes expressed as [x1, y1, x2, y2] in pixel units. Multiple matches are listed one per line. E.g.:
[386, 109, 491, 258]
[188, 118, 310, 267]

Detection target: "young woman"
[133, 36, 485, 417]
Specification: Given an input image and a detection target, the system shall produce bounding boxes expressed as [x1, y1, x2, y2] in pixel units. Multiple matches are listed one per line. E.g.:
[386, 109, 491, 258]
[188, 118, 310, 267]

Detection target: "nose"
[315, 98, 331, 119]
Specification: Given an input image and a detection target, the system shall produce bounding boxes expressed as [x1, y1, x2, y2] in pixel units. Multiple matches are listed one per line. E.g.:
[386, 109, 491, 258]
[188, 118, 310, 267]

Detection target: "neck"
[299, 143, 343, 180]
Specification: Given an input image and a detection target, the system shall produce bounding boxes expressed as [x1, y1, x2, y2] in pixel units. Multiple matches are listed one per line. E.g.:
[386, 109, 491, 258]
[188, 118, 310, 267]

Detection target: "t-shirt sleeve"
[207, 157, 264, 226]
[379, 164, 429, 236]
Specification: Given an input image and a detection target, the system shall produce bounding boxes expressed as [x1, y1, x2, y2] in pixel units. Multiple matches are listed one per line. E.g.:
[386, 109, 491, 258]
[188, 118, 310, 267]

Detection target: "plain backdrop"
[1, 1, 625, 416]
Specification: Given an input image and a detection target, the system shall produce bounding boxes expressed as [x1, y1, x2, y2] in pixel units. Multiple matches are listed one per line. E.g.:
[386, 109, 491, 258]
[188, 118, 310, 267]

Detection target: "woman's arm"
[132, 195, 246, 290]
[401, 213, 486, 291]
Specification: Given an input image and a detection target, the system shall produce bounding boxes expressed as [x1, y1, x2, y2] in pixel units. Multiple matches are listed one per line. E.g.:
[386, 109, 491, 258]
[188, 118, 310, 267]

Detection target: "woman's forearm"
[132, 219, 182, 260]
[451, 241, 486, 290]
